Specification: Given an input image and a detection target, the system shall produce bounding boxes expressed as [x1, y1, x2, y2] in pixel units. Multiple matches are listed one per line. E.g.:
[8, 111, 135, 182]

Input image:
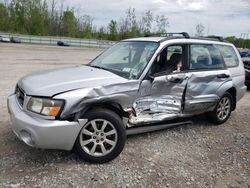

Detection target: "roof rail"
[145, 32, 190, 39]
[205, 35, 224, 42]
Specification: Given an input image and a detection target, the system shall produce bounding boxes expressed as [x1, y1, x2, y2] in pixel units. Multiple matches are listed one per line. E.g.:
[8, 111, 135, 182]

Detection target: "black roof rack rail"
[145, 32, 190, 39]
[205, 35, 224, 42]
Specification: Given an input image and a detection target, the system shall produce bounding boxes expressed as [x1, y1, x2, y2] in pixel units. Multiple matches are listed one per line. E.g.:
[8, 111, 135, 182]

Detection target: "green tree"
[108, 20, 118, 40]
[0, 3, 173, 41]
[139, 10, 153, 35]
[29, 0, 47, 35]
[126, 7, 138, 37]
[95, 26, 107, 39]
[155, 14, 169, 33]
[80, 14, 93, 38]
[0, 3, 9, 31]
[62, 9, 76, 37]
[226, 36, 250, 49]
[9, 0, 27, 33]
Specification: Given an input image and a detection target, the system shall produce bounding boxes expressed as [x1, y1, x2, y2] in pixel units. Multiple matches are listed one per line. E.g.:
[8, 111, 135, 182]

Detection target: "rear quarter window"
[216, 45, 239, 67]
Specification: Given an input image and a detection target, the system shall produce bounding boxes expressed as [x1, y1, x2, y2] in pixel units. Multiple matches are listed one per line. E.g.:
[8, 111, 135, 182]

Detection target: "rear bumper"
[7, 94, 83, 150]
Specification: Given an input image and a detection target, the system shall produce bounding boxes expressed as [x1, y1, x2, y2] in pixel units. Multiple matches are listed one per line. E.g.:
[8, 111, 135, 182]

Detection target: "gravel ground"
[0, 43, 249, 188]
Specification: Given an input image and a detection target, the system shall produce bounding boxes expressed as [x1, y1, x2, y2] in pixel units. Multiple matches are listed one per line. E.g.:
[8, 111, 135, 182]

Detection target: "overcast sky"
[65, 0, 250, 37]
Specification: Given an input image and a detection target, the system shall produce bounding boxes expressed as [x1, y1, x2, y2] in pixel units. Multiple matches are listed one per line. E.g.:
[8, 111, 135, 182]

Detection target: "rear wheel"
[75, 108, 126, 163]
[207, 92, 233, 125]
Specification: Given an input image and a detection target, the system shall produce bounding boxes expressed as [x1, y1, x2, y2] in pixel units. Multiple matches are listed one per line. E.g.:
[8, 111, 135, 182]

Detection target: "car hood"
[18, 65, 128, 97]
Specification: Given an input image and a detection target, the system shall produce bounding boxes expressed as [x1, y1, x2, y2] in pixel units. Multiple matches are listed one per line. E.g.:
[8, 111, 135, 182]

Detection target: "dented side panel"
[184, 70, 233, 114]
[53, 41, 237, 127]
[130, 73, 189, 125]
[54, 80, 141, 119]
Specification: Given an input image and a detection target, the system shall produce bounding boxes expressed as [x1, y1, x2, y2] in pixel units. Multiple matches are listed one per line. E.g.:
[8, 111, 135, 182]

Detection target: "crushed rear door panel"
[184, 70, 232, 114]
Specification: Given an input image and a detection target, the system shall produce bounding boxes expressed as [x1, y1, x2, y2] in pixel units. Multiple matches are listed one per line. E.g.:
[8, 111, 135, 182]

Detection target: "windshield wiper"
[89, 65, 113, 72]
[88, 65, 129, 79]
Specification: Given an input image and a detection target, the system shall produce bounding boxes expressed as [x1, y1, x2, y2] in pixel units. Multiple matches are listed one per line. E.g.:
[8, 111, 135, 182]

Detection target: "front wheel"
[74, 108, 126, 163]
[207, 92, 233, 125]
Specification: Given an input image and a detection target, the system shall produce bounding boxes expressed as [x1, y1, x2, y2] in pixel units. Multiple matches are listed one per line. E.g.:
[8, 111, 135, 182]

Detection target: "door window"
[151, 45, 184, 76]
[189, 44, 225, 70]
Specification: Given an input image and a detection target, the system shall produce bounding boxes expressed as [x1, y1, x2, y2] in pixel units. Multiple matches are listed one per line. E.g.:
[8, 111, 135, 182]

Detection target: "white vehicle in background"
[0, 36, 11, 42]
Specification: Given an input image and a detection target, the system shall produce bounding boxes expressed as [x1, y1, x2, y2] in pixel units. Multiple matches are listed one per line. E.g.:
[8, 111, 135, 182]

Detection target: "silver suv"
[8, 33, 246, 163]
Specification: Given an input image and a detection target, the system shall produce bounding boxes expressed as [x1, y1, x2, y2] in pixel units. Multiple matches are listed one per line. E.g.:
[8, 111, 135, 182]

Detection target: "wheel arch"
[74, 101, 128, 120]
[216, 80, 236, 111]
[226, 87, 236, 111]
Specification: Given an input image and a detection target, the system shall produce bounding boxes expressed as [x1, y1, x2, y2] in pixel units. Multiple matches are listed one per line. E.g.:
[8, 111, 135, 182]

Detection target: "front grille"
[15, 86, 25, 107]
[243, 61, 250, 70]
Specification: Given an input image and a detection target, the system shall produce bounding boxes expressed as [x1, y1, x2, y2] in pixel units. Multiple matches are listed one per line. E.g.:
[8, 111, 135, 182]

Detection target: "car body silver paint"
[7, 95, 83, 150]
[227, 45, 246, 101]
[184, 69, 233, 114]
[129, 73, 189, 125]
[7, 37, 247, 150]
[54, 80, 141, 119]
[127, 40, 245, 125]
[18, 65, 128, 97]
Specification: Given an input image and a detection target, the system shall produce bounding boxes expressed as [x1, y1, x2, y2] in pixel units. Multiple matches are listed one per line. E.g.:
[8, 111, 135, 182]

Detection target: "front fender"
[53, 80, 140, 119]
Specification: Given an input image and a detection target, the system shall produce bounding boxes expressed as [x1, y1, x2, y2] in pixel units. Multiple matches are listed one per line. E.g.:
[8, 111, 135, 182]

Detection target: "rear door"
[184, 43, 232, 115]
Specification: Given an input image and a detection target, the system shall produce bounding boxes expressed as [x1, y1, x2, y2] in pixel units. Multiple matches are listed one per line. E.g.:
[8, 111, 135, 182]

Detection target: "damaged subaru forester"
[8, 33, 246, 163]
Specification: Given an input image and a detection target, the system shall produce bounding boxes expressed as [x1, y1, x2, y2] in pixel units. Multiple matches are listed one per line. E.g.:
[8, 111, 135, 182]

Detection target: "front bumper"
[7, 94, 83, 150]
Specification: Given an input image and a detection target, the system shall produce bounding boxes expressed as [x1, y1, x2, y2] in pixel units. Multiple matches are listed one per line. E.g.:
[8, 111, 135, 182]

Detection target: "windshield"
[89, 41, 159, 79]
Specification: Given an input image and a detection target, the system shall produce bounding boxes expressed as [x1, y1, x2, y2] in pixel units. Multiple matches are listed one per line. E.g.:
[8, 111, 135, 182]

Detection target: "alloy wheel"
[217, 96, 231, 121]
[80, 119, 118, 157]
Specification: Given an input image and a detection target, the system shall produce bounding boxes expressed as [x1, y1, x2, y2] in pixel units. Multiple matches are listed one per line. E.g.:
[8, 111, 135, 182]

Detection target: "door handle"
[217, 74, 230, 78]
[169, 76, 184, 83]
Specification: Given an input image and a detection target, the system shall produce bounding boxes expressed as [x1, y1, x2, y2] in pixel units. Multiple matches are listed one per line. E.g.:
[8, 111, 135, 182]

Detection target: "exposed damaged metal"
[54, 79, 141, 119]
[57, 68, 233, 126]
[129, 73, 189, 125]
[8, 34, 247, 163]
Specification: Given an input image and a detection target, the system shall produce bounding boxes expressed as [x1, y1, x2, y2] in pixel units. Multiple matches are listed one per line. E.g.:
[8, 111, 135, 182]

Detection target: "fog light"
[19, 130, 35, 147]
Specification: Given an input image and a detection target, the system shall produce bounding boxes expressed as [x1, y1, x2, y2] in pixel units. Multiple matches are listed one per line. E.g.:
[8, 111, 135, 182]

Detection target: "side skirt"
[126, 120, 193, 135]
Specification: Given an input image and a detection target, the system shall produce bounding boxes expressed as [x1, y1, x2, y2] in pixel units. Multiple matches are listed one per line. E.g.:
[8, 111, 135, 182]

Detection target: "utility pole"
[240, 33, 244, 48]
[243, 33, 246, 49]
[241, 33, 247, 49]
[247, 30, 250, 49]
[206, 24, 210, 36]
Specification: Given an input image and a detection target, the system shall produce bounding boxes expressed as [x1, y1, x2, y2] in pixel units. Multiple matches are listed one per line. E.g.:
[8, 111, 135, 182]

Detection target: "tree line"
[195, 23, 250, 49]
[0, 0, 249, 48]
[0, 0, 169, 40]
[226, 36, 250, 49]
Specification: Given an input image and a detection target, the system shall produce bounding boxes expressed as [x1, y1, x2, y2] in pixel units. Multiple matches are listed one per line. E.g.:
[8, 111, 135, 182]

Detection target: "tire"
[246, 83, 250, 90]
[74, 108, 126, 163]
[207, 92, 233, 125]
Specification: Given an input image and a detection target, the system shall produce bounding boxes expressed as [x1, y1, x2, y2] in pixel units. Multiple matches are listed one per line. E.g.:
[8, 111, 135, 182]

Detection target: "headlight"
[27, 97, 64, 117]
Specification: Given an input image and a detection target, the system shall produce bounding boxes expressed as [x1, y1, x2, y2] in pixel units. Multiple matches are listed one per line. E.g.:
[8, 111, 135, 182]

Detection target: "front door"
[130, 44, 189, 125]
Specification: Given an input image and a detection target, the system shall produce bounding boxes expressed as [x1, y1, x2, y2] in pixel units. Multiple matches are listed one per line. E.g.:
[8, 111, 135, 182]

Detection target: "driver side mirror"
[156, 54, 160, 63]
[148, 74, 155, 82]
